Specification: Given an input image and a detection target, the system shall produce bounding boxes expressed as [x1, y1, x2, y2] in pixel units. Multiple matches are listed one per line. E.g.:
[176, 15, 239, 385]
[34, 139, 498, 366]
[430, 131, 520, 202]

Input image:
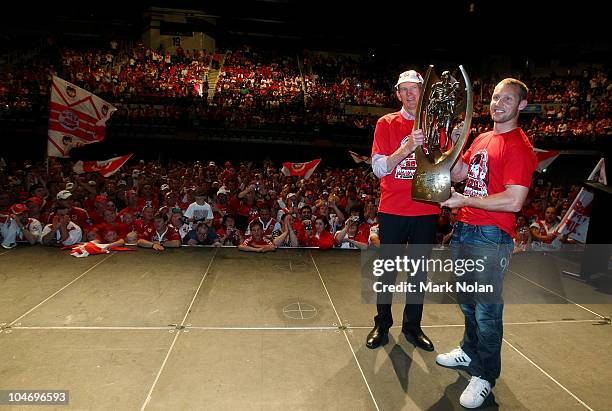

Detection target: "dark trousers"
[374, 212, 437, 333]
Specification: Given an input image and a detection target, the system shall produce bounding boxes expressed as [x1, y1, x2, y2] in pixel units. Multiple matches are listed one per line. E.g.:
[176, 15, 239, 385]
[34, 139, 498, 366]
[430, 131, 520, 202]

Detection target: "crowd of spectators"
[0, 156, 584, 254]
[0, 159, 380, 252]
[1, 42, 610, 141]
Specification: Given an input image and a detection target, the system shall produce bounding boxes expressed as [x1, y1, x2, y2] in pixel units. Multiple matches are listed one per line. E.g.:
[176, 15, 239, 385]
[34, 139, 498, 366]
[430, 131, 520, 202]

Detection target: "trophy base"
[412, 169, 452, 203]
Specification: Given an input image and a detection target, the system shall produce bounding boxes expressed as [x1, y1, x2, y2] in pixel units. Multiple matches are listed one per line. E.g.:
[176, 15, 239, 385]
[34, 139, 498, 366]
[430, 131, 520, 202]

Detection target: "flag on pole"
[73, 154, 132, 178]
[47, 76, 117, 158]
[348, 151, 371, 164]
[554, 158, 607, 242]
[281, 159, 321, 179]
[533, 148, 560, 172]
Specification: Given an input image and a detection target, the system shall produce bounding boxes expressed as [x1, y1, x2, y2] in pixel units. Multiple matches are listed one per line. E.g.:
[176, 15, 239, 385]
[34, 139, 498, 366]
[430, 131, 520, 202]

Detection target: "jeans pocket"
[476, 225, 502, 246]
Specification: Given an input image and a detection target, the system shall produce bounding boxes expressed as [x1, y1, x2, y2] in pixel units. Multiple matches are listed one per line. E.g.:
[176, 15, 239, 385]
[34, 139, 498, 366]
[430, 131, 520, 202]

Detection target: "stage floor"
[1, 247, 610, 410]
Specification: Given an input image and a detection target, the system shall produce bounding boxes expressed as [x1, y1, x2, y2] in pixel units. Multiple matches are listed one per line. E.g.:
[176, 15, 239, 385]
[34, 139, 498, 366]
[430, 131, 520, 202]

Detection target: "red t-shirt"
[88, 210, 105, 226]
[248, 217, 276, 238]
[94, 222, 130, 242]
[299, 230, 335, 249]
[242, 236, 273, 247]
[139, 224, 181, 243]
[134, 219, 154, 236]
[217, 227, 243, 246]
[459, 128, 538, 237]
[118, 206, 141, 220]
[371, 112, 440, 216]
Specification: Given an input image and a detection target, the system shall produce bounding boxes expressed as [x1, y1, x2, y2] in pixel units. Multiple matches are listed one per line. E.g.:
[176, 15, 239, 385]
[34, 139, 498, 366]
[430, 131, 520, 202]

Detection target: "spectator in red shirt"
[235, 184, 261, 230]
[523, 198, 545, 223]
[271, 213, 299, 247]
[119, 210, 137, 233]
[134, 204, 155, 235]
[299, 216, 335, 249]
[212, 186, 232, 229]
[297, 205, 314, 233]
[88, 195, 108, 225]
[118, 190, 141, 219]
[137, 212, 181, 251]
[334, 216, 369, 250]
[26, 196, 47, 225]
[247, 204, 275, 238]
[137, 184, 159, 210]
[49, 190, 91, 231]
[238, 220, 276, 253]
[338, 185, 362, 215]
[93, 209, 129, 243]
[217, 214, 244, 246]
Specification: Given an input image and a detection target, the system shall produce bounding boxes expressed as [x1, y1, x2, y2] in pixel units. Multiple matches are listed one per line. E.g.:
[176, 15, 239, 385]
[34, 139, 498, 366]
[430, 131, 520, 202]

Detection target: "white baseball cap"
[56, 190, 73, 200]
[217, 186, 230, 196]
[395, 70, 424, 88]
[160, 184, 170, 191]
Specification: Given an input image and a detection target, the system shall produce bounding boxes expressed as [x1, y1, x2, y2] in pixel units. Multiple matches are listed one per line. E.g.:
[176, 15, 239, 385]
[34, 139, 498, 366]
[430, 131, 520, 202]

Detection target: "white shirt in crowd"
[1, 217, 43, 248]
[184, 201, 213, 222]
[40, 221, 82, 246]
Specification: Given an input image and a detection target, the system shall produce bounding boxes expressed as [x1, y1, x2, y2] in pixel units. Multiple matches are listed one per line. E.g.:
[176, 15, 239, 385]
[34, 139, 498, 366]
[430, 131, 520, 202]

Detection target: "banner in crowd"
[73, 154, 133, 178]
[348, 151, 371, 164]
[281, 159, 321, 179]
[533, 148, 560, 172]
[47, 76, 117, 158]
[554, 158, 607, 242]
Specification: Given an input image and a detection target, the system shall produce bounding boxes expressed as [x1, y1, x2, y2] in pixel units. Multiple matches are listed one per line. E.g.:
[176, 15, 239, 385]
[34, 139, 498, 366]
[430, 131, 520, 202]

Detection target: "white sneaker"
[460, 376, 491, 409]
[436, 347, 471, 368]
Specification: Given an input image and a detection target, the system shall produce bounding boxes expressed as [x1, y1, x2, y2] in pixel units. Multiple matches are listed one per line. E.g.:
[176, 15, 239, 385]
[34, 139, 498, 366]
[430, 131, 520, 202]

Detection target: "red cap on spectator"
[26, 197, 43, 206]
[126, 189, 137, 197]
[95, 195, 107, 203]
[10, 204, 28, 214]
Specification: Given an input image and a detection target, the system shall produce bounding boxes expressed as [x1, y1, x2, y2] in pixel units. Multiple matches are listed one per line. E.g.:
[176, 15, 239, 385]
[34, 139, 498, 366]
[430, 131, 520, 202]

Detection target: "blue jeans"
[449, 221, 514, 386]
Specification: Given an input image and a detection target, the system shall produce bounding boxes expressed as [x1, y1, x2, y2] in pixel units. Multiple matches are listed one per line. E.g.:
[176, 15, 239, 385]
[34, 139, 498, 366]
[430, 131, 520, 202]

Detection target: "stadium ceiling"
[2, 0, 609, 58]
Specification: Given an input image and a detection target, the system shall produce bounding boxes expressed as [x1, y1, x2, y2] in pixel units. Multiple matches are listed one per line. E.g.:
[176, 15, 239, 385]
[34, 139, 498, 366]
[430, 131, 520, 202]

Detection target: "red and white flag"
[73, 154, 132, 178]
[555, 158, 607, 242]
[534, 148, 560, 172]
[348, 151, 371, 164]
[281, 159, 321, 179]
[47, 76, 117, 158]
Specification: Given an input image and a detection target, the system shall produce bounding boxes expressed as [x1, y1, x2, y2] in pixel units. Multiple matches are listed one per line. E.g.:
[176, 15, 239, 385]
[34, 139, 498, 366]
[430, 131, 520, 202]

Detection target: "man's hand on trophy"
[451, 121, 464, 143]
[402, 129, 424, 156]
[440, 187, 468, 208]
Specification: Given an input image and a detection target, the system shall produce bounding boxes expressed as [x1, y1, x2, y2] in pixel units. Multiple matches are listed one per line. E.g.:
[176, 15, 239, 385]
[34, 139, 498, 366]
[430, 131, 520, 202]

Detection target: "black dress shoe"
[403, 329, 434, 351]
[366, 325, 389, 349]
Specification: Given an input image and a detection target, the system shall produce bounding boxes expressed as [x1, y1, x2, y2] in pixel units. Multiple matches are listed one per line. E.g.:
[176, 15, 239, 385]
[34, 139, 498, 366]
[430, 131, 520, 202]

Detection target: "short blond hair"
[498, 78, 529, 101]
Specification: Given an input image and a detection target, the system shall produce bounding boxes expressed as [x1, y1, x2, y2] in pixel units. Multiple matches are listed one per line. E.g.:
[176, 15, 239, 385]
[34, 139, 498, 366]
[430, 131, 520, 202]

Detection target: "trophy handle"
[440, 65, 473, 169]
[413, 65, 434, 133]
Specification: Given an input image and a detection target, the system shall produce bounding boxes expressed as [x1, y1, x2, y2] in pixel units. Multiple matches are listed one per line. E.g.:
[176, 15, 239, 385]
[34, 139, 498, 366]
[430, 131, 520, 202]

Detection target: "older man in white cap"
[47, 190, 91, 231]
[367, 69, 440, 351]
